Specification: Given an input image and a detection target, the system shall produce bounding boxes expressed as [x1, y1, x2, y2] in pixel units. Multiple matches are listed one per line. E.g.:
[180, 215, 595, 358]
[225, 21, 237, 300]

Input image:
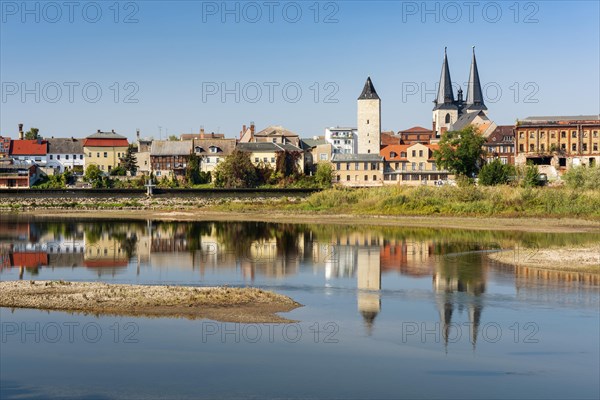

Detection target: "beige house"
[237, 142, 304, 171]
[83, 130, 129, 173]
[192, 138, 236, 172]
[380, 143, 451, 185]
[332, 154, 384, 187]
[241, 125, 301, 147]
[300, 138, 332, 174]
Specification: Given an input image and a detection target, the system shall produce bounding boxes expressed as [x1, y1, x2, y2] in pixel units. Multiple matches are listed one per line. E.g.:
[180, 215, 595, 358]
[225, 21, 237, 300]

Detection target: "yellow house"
[83, 130, 129, 173]
[237, 142, 304, 171]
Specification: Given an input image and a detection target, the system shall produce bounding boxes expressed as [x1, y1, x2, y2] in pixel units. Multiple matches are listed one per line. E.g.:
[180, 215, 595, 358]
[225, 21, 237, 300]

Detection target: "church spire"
[433, 47, 456, 110]
[358, 76, 380, 100]
[466, 46, 487, 111]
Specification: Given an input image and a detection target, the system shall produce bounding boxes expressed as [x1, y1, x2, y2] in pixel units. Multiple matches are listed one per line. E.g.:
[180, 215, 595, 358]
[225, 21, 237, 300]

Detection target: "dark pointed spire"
[358, 76, 380, 100]
[433, 47, 456, 110]
[466, 46, 487, 111]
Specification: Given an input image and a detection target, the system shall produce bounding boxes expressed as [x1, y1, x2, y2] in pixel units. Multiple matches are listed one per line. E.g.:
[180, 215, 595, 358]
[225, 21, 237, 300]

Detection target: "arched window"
[445, 113, 451, 124]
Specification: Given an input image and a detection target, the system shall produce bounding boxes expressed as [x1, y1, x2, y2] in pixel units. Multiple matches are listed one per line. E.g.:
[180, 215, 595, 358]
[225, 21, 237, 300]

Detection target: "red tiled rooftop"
[399, 126, 433, 134]
[9, 140, 47, 156]
[83, 138, 129, 147]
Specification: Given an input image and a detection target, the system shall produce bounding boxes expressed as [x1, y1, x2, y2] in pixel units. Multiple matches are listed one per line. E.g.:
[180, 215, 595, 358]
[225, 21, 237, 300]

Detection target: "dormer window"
[195, 146, 204, 153]
[209, 146, 220, 153]
[390, 152, 397, 158]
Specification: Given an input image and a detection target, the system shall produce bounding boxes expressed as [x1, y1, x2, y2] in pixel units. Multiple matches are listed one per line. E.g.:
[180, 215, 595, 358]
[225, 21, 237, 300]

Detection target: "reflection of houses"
[380, 240, 435, 277]
[84, 234, 129, 275]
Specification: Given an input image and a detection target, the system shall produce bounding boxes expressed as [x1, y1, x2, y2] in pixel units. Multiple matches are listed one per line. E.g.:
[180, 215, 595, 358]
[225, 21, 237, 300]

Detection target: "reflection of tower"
[433, 255, 485, 351]
[357, 247, 381, 335]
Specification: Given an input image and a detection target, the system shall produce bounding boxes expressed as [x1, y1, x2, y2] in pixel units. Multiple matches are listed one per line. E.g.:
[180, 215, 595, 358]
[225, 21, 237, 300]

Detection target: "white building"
[325, 127, 357, 155]
[46, 138, 85, 173]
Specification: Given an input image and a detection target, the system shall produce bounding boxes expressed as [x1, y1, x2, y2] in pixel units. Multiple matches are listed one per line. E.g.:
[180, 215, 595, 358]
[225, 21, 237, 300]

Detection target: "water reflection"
[1, 216, 598, 342]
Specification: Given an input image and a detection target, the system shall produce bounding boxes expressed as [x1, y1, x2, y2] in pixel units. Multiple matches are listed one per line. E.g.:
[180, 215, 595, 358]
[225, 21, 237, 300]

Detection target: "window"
[593, 143, 598, 152]
[401, 152, 407, 158]
[529, 144, 534, 151]
[209, 146, 219, 153]
[320, 154, 328, 161]
[373, 175, 377, 181]
[540, 132, 545, 139]
[519, 144, 524, 152]
[355, 162, 359, 170]
[419, 150, 423, 157]
[57, 155, 60, 160]
[367, 120, 370, 124]
[364, 175, 368, 181]
[583, 143, 588, 152]
[49, 155, 53, 160]
[255, 158, 259, 163]
[66, 155, 69, 160]
[271, 157, 275, 163]
[263, 157, 268, 162]
[445, 113, 450, 123]
[79, 155, 82, 160]
[390, 152, 397, 158]
[89, 152, 92, 157]
[529, 132, 535, 139]
[540, 144, 545, 151]
[550, 131, 556, 139]
[593, 131, 598, 138]
[572, 144, 577, 151]
[411, 162, 416, 171]
[431, 162, 436, 171]
[272, 138, 277, 143]
[412, 150, 416, 157]
[561, 131, 566, 138]
[346, 163, 350, 170]
[336, 163, 340, 170]
[364, 162, 368, 169]
[519, 132, 524, 139]
[104, 152, 108, 158]
[561, 144, 566, 150]
[346, 175, 350, 181]
[572, 131, 577, 138]
[419, 162, 424, 171]
[394, 162, 399, 169]
[195, 146, 204, 153]
[336, 175, 340, 181]
[371, 163, 377, 170]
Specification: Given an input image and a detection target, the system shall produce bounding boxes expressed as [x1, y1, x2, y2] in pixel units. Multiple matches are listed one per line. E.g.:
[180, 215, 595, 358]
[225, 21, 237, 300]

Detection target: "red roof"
[399, 126, 433, 134]
[381, 131, 401, 146]
[11, 252, 48, 267]
[380, 144, 409, 160]
[83, 138, 129, 147]
[9, 140, 47, 156]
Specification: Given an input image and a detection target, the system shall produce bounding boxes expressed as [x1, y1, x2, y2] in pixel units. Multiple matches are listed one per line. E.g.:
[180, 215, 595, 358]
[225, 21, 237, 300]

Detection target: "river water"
[1, 217, 598, 399]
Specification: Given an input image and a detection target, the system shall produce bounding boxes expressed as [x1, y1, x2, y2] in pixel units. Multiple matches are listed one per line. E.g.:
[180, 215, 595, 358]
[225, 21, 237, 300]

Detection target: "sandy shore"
[11, 209, 600, 233]
[488, 246, 600, 274]
[0, 281, 302, 323]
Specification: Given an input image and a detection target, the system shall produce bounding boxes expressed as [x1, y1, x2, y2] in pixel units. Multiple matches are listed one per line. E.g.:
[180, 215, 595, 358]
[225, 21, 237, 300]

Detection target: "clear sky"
[1, 0, 599, 141]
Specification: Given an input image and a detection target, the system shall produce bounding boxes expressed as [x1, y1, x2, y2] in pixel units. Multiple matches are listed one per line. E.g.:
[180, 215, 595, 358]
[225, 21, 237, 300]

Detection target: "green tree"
[315, 163, 334, 188]
[434, 125, 486, 178]
[24, 128, 41, 140]
[186, 152, 202, 185]
[478, 159, 514, 186]
[521, 163, 541, 187]
[168, 135, 178, 141]
[275, 150, 301, 179]
[213, 149, 258, 188]
[121, 145, 138, 176]
[110, 165, 127, 176]
[83, 165, 104, 188]
[563, 165, 600, 190]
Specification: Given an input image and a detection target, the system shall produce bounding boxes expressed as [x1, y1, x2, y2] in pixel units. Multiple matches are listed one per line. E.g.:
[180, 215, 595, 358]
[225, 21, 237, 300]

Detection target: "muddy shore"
[0, 281, 302, 323]
[488, 246, 600, 274]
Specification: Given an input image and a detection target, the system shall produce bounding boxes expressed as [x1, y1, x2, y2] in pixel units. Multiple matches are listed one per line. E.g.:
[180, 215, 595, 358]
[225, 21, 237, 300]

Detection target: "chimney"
[241, 125, 246, 139]
[250, 122, 255, 135]
[111, 129, 115, 134]
[18, 124, 23, 140]
[97, 129, 101, 133]
[200, 128, 205, 139]
[136, 129, 140, 140]
[211, 132, 215, 138]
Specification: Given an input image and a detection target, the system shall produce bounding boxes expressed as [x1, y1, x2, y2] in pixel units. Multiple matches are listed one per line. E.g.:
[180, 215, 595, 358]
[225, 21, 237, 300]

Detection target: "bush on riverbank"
[301, 185, 600, 218]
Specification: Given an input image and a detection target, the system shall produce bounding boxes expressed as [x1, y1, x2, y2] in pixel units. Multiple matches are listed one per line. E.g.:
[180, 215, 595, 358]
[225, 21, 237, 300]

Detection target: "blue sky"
[1, 0, 599, 141]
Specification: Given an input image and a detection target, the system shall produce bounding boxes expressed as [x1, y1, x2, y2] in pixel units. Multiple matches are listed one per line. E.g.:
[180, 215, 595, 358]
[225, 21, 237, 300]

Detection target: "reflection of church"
[433, 259, 486, 350]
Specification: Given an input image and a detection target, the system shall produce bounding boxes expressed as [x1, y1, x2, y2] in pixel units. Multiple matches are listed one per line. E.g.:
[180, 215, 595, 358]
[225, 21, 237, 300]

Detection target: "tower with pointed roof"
[357, 77, 381, 154]
[465, 47, 487, 112]
[432, 48, 461, 138]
